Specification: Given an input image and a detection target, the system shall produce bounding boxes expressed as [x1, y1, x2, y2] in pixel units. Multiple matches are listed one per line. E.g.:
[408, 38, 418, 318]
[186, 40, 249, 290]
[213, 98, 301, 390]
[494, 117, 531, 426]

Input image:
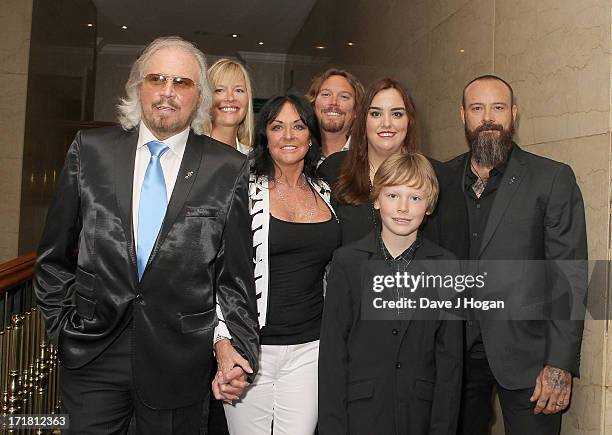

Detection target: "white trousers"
[224, 340, 319, 435]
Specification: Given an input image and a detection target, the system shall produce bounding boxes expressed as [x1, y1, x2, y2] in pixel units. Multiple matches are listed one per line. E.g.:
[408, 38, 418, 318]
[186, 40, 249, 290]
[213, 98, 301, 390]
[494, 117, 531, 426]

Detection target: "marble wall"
[17, 0, 97, 255]
[0, 0, 33, 263]
[288, 0, 612, 433]
[0, 0, 97, 262]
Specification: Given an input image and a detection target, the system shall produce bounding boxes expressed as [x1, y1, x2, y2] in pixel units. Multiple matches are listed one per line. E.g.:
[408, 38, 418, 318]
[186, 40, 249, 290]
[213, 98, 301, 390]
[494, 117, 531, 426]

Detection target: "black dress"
[317, 151, 378, 245]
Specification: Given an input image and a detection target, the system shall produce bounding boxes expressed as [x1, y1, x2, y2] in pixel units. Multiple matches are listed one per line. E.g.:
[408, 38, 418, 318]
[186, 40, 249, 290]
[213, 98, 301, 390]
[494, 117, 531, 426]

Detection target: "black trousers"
[60, 326, 204, 435]
[458, 357, 561, 435]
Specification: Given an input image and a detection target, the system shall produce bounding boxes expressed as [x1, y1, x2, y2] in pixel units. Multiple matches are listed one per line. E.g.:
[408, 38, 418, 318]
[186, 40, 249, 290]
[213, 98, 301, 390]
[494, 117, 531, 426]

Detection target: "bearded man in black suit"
[34, 36, 259, 435]
[431, 75, 587, 435]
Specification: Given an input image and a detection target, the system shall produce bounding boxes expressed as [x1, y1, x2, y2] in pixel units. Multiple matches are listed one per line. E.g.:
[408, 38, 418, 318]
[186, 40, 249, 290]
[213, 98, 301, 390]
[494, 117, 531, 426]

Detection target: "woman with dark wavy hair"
[318, 77, 422, 245]
[221, 93, 340, 435]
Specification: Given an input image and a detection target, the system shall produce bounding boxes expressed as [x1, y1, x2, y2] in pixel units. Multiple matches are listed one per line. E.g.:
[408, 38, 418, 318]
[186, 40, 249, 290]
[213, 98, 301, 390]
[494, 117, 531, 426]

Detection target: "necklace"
[470, 161, 489, 198]
[274, 175, 308, 188]
[273, 175, 316, 222]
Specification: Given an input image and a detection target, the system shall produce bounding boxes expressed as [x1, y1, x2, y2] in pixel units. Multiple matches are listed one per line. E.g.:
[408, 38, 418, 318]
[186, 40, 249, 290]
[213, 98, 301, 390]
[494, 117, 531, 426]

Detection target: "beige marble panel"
[0, 157, 22, 261]
[18, 203, 48, 255]
[361, 39, 434, 156]
[339, 32, 431, 92]
[579, 317, 606, 388]
[243, 61, 287, 99]
[93, 52, 135, 122]
[490, 393, 504, 434]
[428, 0, 473, 30]
[288, 0, 430, 70]
[0, 0, 33, 75]
[523, 134, 609, 261]
[300, 0, 430, 90]
[0, 157, 22, 230]
[349, 0, 430, 65]
[524, 136, 608, 434]
[284, 58, 333, 97]
[605, 387, 612, 435]
[0, 230, 19, 264]
[391, 36, 433, 153]
[494, 0, 610, 146]
[606, 319, 612, 387]
[286, 0, 337, 55]
[561, 382, 604, 435]
[427, 0, 494, 161]
[0, 72, 28, 159]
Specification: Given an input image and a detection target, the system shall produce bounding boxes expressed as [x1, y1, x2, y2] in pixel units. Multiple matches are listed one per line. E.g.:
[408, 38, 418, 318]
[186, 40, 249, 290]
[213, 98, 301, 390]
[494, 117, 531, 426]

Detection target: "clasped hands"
[212, 339, 253, 404]
[530, 365, 572, 415]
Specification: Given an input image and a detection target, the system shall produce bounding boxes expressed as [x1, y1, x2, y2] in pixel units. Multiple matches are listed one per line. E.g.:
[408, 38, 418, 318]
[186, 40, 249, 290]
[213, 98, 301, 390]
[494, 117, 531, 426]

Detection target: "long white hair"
[117, 36, 212, 135]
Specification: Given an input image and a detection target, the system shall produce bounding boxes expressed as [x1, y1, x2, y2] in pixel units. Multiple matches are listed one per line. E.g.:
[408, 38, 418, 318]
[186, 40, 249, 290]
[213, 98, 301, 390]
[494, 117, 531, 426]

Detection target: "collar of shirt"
[137, 122, 190, 158]
[236, 140, 251, 155]
[341, 136, 351, 151]
[377, 230, 422, 263]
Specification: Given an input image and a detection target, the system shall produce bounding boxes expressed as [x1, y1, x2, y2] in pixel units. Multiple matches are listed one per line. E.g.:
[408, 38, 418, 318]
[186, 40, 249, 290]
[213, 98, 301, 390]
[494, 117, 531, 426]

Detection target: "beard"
[465, 120, 514, 168]
[143, 98, 194, 137]
[320, 117, 346, 133]
[319, 106, 349, 133]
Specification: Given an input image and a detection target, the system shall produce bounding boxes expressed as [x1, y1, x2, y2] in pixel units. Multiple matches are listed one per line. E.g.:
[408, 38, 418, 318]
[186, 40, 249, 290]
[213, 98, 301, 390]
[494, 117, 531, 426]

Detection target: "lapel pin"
[509, 176, 517, 184]
[185, 171, 194, 180]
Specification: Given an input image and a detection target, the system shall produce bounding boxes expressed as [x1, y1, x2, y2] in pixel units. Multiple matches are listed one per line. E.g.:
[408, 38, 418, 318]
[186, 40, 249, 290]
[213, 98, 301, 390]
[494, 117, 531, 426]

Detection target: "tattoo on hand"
[544, 366, 570, 391]
[546, 367, 567, 389]
[532, 365, 573, 414]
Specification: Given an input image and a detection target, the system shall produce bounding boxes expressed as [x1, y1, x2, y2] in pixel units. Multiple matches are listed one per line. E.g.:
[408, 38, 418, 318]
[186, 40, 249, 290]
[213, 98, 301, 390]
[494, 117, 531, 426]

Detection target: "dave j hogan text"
[372, 296, 505, 311]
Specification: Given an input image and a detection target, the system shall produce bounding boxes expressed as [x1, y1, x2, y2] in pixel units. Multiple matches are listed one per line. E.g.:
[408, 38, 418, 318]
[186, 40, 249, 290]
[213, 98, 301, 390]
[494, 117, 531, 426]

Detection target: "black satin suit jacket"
[34, 126, 259, 409]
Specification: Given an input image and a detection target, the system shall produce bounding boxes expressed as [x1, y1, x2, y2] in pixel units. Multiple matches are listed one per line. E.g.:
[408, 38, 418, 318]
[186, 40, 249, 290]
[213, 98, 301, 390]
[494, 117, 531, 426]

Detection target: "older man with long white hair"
[34, 36, 259, 434]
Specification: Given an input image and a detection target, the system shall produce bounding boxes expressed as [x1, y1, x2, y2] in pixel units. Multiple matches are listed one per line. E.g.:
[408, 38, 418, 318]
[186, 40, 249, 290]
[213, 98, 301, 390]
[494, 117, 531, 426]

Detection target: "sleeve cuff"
[214, 322, 232, 343]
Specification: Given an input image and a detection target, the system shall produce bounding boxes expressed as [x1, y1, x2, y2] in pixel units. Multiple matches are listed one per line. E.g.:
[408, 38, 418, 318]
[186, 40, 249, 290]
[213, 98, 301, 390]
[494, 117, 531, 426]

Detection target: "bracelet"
[214, 334, 230, 344]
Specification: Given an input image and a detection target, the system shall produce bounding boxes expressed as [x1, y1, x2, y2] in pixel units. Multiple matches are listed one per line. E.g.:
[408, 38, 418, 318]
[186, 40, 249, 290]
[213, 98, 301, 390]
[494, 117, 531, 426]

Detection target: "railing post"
[0, 253, 62, 434]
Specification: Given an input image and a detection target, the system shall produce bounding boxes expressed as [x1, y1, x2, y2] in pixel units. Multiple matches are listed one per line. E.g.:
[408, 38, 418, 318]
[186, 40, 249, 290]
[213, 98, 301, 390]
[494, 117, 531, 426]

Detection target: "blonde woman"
[206, 58, 256, 435]
[207, 58, 255, 154]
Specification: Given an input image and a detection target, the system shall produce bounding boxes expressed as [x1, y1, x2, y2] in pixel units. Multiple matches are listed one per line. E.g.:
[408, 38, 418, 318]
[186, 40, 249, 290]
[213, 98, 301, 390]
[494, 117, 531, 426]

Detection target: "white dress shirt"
[132, 122, 189, 249]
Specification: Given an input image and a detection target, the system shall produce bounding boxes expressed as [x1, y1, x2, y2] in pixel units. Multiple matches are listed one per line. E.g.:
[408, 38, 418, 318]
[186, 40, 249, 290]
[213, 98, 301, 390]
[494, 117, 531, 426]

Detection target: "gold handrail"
[1, 253, 60, 433]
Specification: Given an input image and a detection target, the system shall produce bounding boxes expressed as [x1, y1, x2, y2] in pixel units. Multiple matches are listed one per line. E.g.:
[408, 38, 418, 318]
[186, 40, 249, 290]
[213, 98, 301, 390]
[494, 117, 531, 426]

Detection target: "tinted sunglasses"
[143, 73, 199, 91]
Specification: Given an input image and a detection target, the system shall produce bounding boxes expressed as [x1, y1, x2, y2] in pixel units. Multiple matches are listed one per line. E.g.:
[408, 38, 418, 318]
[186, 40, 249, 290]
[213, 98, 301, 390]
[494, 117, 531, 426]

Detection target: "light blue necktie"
[137, 140, 169, 280]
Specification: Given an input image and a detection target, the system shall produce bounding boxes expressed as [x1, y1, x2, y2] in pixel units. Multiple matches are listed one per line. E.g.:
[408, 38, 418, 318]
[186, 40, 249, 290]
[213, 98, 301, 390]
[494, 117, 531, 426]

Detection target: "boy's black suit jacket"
[318, 232, 463, 435]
